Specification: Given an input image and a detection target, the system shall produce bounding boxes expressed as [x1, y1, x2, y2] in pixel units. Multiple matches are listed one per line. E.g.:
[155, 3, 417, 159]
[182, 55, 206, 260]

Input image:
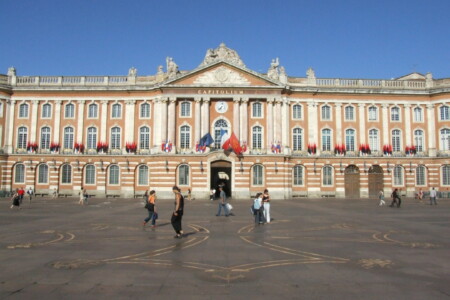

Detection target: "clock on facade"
[215, 101, 228, 113]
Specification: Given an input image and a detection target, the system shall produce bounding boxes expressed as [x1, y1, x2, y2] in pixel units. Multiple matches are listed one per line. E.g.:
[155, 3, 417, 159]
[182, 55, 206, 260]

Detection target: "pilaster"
[240, 98, 248, 144]
[233, 98, 240, 140]
[4, 100, 16, 153]
[381, 104, 389, 146]
[358, 103, 366, 144]
[77, 100, 85, 144]
[201, 97, 210, 137]
[335, 103, 342, 144]
[266, 98, 274, 148]
[404, 104, 411, 147]
[124, 100, 136, 144]
[30, 100, 39, 143]
[194, 97, 201, 144]
[54, 100, 62, 144]
[100, 100, 108, 143]
[427, 104, 436, 156]
[167, 97, 176, 144]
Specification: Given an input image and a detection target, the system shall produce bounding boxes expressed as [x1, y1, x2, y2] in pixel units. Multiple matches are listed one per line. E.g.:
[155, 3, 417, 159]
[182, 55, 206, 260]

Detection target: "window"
[178, 164, 189, 186]
[292, 104, 302, 119]
[87, 127, 97, 149]
[17, 127, 27, 149]
[368, 106, 377, 121]
[345, 129, 355, 151]
[180, 125, 191, 149]
[65, 103, 75, 118]
[443, 165, 450, 185]
[214, 119, 228, 149]
[38, 164, 48, 184]
[440, 106, 450, 121]
[139, 126, 150, 150]
[414, 130, 424, 152]
[85, 165, 96, 184]
[414, 107, 423, 122]
[111, 127, 121, 149]
[112, 103, 121, 118]
[292, 128, 302, 151]
[138, 165, 149, 185]
[40, 127, 51, 150]
[61, 164, 72, 184]
[19, 103, 28, 118]
[88, 103, 98, 118]
[392, 129, 401, 152]
[368, 129, 379, 151]
[345, 106, 354, 121]
[252, 102, 262, 118]
[109, 165, 120, 185]
[140, 103, 150, 118]
[322, 166, 333, 186]
[42, 103, 51, 118]
[393, 165, 403, 186]
[322, 129, 331, 151]
[293, 165, 304, 186]
[321, 105, 331, 120]
[440, 128, 450, 150]
[15, 164, 25, 183]
[252, 165, 263, 186]
[180, 101, 191, 117]
[391, 107, 400, 121]
[63, 127, 74, 149]
[252, 126, 262, 149]
[416, 165, 426, 186]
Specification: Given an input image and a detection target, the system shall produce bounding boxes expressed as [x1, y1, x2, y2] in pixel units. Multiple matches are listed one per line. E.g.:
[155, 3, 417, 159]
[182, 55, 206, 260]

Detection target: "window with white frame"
[15, 164, 25, 183]
[292, 104, 302, 119]
[442, 165, 450, 185]
[42, 103, 51, 118]
[293, 165, 304, 186]
[109, 165, 120, 185]
[17, 126, 27, 149]
[321, 105, 331, 120]
[85, 164, 96, 184]
[65, 103, 75, 118]
[368, 129, 379, 151]
[140, 103, 150, 118]
[180, 101, 191, 117]
[345, 106, 354, 121]
[61, 164, 72, 184]
[111, 103, 121, 118]
[416, 165, 426, 186]
[63, 127, 74, 149]
[40, 127, 51, 150]
[88, 103, 98, 118]
[138, 165, 149, 185]
[413, 107, 423, 122]
[139, 126, 150, 150]
[414, 130, 424, 152]
[87, 127, 97, 149]
[440, 128, 450, 151]
[440, 106, 450, 121]
[345, 129, 356, 151]
[252, 102, 262, 118]
[322, 128, 331, 151]
[252, 126, 262, 149]
[368, 106, 377, 121]
[292, 128, 302, 151]
[178, 164, 189, 186]
[391, 107, 400, 121]
[19, 103, 28, 118]
[392, 129, 401, 152]
[393, 165, 403, 186]
[110, 127, 121, 149]
[252, 165, 263, 186]
[180, 125, 191, 149]
[322, 166, 333, 186]
[38, 164, 48, 184]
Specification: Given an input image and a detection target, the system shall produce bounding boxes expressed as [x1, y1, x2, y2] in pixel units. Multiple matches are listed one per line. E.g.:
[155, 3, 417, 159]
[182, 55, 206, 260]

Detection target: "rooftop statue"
[166, 57, 180, 79]
[199, 43, 245, 67]
[128, 67, 137, 77]
[267, 58, 280, 81]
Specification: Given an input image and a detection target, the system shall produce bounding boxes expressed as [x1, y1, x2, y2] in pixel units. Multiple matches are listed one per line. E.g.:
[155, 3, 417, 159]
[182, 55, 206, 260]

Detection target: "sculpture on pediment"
[157, 65, 164, 75]
[267, 58, 280, 80]
[128, 67, 137, 77]
[166, 57, 180, 79]
[199, 43, 245, 67]
[306, 67, 316, 79]
[7, 67, 16, 77]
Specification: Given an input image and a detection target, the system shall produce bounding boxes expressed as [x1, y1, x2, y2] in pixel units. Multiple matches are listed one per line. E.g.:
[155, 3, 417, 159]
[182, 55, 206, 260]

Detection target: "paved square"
[0, 196, 449, 299]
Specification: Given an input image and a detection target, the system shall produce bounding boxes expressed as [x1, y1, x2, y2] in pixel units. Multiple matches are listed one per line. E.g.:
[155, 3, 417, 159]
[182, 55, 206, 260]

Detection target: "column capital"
[125, 99, 136, 105]
[233, 97, 240, 103]
[169, 97, 177, 103]
[100, 100, 108, 105]
[31, 100, 40, 105]
[426, 103, 435, 109]
[240, 97, 249, 103]
[202, 97, 210, 103]
[274, 98, 282, 104]
[358, 103, 366, 108]
[335, 103, 342, 108]
[307, 101, 317, 107]
[77, 100, 86, 105]
[381, 103, 390, 108]
[55, 100, 63, 105]
[194, 97, 202, 103]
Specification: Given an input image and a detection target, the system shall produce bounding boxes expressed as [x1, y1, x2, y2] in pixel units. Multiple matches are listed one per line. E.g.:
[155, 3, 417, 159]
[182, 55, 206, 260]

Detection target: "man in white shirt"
[429, 187, 438, 205]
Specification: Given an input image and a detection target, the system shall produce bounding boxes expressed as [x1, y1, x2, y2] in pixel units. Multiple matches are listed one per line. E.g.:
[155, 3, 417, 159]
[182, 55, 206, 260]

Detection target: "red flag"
[223, 132, 242, 155]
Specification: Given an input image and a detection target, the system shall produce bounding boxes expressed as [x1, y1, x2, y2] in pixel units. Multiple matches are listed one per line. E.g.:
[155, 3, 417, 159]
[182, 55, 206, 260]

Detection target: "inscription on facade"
[197, 89, 244, 95]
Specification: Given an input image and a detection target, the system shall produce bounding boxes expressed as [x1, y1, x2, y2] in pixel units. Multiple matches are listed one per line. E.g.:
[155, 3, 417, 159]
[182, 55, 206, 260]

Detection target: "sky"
[1, 0, 449, 79]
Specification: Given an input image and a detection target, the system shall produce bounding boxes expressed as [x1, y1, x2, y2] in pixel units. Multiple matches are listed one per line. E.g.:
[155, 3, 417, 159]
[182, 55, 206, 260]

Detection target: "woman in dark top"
[171, 186, 184, 238]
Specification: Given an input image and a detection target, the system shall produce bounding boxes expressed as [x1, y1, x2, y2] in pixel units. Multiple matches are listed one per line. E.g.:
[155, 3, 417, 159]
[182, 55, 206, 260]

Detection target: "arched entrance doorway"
[345, 165, 360, 198]
[368, 165, 384, 198]
[210, 160, 232, 198]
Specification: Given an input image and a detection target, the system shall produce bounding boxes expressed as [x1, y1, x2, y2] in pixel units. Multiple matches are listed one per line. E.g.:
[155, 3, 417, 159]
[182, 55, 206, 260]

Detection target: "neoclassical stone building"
[1, 43, 449, 199]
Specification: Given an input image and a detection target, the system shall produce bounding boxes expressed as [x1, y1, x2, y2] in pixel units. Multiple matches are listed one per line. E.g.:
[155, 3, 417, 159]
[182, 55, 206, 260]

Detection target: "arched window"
[391, 107, 400, 121]
[392, 129, 401, 152]
[368, 129, 379, 151]
[440, 106, 450, 121]
[393, 165, 403, 186]
[180, 101, 191, 117]
[15, 164, 25, 183]
[61, 164, 72, 184]
[322, 128, 331, 151]
[414, 107, 423, 122]
[442, 165, 450, 185]
[63, 127, 74, 149]
[112, 103, 121, 118]
[139, 126, 150, 150]
[88, 103, 98, 118]
[440, 128, 450, 151]
[178, 164, 189, 186]
[180, 125, 191, 149]
[109, 165, 120, 185]
[293, 165, 304, 186]
[345, 106, 354, 121]
[322, 166, 333, 186]
[292, 104, 302, 119]
[110, 127, 121, 149]
[252, 126, 262, 149]
[321, 105, 331, 120]
[42, 103, 51, 118]
[252, 165, 263, 186]
[138, 165, 149, 185]
[40, 127, 51, 150]
[252, 102, 262, 118]
[416, 165, 426, 186]
[368, 106, 377, 121]
[38, 164, 48, 184]
[65, 103, 75, 118]
[214, 119, 228, 149]
[345, 129, 355, 151]
[292, 128, 302, 151]
[85, 164, 96, 185]
[140, 103, 150, 118]
[414, 130, 424, 152]
[19, 103, 29, 118]
[17, 126, 27, 149]
[87, 127, 97, 149]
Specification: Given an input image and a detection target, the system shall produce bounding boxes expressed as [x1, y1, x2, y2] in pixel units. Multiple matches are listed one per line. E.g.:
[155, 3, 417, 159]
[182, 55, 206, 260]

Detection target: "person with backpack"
[10, 189, 21, 210]
[143, 190, 157, 228]
[253, 193, 264, 224]
[27, 187, 34, 204]
[390, 188, 401, 208]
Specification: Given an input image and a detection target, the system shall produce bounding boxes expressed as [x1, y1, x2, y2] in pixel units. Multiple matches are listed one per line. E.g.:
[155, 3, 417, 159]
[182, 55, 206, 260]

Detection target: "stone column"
[274, 98, 282, 143]
[307, 102, 318, 146]
[54, 100, 62, 144]
[4, 100, 16, 153]
[404, 104, 411, 147]
[167, 97, 176, 145]
[266, 98, 274, 148]
[100, 100, 108, 143]
[153, 98, 161, 147]
[201, 98, 210, 136]
[160, 98, 168, 143]
[427, 104, 436, 156]
[124, 100, 136, 144]
[233, 98, 240, 139]
[281, 97, 290, 149]
[240, 98, 248, 144]
[335, 103, 342, 144]
[77, 100, 85, 144]
[30, 100, 39, 143]
[358, 103, 366, 144]
[381, 104, 389, 146]
[194, 97, 201, 143]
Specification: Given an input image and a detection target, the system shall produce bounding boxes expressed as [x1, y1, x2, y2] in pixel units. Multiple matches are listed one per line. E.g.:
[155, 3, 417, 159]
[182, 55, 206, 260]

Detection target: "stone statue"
[306, 67, 316, 79]
[166, 57, 179, 79]
[7, 67, 16, 77]
[157, 65, 164, 75]
[199, 43, 245, 67]
[128, 67, 137, 77]
[267, 58, 280, 81]
[279, 66, 287, 84]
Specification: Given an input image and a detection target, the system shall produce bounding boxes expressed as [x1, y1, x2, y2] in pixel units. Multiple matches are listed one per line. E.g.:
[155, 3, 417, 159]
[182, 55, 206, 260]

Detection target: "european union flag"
[200, 133, 214, 147]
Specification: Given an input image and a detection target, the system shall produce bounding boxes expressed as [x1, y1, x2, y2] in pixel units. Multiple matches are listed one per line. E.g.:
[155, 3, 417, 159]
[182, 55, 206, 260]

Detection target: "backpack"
[253, 198, 261, 210]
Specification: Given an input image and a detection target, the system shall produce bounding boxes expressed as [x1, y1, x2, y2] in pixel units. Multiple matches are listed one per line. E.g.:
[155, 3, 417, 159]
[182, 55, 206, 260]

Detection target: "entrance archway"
[368, 165, 384, 198]
[210, 160, 232, 198]
[345, 165, 360, 198]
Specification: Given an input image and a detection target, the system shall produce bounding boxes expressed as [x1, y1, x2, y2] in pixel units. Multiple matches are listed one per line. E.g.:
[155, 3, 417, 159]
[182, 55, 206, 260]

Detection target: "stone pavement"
[0, 196, 449, 299]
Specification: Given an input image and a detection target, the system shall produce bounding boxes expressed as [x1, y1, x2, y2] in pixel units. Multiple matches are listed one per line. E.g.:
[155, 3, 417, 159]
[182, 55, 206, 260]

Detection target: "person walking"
[429, 187, 438, 205]
[378, 189, 385, 206]
[143, 190, 157, 228]
[10, 189, 21, 210]
[216, 187, 229, 217]
[52, 188, 58, 199]
[253, 193, 264, 224]
[79, 187, 86, 205]
[262, 189, 271, 223]
[18, 187, 25, 204]
[171, 186, 184, 239]
[417, 189, 424, 203]
[27, 187, 34, 204]
[390, 188, 401, 208]
[210, 188, 216, 201]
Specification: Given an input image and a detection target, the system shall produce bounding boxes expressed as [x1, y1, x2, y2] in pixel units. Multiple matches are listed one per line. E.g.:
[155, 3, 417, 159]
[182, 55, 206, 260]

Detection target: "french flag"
[221, 129, 243, 155]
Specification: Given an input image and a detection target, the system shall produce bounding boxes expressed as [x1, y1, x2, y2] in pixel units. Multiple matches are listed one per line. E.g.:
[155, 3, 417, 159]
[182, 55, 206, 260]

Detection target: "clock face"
[215, 101, 228, 113]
